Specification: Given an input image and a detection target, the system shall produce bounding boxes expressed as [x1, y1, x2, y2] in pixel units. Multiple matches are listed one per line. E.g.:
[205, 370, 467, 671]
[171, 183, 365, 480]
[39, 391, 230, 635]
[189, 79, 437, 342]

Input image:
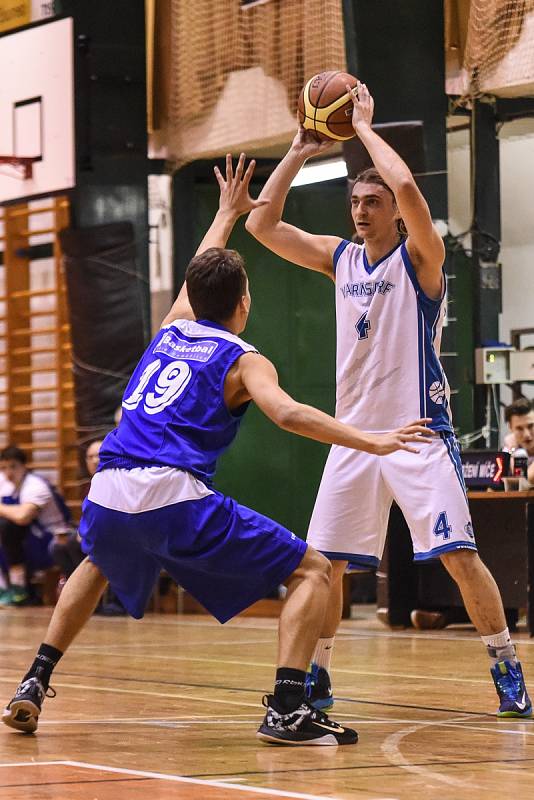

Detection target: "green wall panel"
[184, 178, 349, 537]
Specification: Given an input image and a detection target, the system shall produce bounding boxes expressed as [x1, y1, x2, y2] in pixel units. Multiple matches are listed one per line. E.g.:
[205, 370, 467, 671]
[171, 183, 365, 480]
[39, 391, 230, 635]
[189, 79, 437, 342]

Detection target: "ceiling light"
[291, 158, 348, 187]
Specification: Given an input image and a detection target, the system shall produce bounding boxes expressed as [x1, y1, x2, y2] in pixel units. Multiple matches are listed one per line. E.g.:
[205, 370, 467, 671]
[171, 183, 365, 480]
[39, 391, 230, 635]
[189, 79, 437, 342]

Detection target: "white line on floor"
[0, 676, 260, 709]
[0, 759, 358, 799]
[381, 715, 485, 791]
[37, 650, 490, 686]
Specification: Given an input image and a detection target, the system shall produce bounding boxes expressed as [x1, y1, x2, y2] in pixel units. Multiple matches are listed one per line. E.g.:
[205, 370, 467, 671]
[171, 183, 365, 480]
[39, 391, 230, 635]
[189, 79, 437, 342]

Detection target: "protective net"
[155, 0, 347, 166]
[446, 0, 534, 99]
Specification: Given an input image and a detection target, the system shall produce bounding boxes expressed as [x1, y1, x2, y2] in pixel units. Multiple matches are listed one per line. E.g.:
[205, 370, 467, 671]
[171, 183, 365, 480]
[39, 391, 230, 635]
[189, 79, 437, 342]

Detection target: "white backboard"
[0, 17, 75, 203]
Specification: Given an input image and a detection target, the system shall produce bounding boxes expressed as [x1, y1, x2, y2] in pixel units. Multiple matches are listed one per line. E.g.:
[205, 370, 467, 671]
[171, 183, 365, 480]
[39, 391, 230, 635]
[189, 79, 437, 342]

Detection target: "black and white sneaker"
[257, 694, 358, 746]
[2, 667, 55, 733]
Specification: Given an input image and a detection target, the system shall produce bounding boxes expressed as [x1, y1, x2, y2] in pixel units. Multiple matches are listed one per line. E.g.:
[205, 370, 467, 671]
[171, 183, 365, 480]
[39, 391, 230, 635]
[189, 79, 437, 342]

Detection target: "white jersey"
[0, 471, 71, 538]
[333, 239, 452, 433]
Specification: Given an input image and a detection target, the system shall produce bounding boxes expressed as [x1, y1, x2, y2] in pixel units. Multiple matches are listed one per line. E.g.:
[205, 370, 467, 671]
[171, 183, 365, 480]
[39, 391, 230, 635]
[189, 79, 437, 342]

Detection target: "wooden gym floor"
[1, 607, 534, 800]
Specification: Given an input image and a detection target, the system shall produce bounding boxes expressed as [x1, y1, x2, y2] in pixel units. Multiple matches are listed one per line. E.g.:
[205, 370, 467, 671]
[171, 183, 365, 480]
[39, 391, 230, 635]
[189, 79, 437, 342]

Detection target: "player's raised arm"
[237, 352, 433, 455]
[161, 154, 268, 327]
[347, 81, 445, 299]
[245, 129, 342, 280]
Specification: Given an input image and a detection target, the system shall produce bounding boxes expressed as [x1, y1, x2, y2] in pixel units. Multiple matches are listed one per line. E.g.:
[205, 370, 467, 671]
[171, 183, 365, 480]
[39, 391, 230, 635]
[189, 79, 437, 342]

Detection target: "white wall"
[447, 117, 534, 404]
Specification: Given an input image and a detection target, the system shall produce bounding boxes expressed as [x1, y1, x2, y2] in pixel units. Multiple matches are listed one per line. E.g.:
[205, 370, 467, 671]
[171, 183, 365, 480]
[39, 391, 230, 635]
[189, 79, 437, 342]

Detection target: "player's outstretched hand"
[214, 153, 269, 217]
[290, 125, 335, 159]
[370, 418, 435, 456]
[347, 80, 374, 134]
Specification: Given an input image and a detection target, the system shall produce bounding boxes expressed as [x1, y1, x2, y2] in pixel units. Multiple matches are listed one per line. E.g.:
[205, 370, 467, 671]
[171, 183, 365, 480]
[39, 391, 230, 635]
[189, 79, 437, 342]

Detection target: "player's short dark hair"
[0, 445, 27, 464]
[352, 168, 407, 237]
[186, 247, 247, 324]
[505, 397, 533, 424]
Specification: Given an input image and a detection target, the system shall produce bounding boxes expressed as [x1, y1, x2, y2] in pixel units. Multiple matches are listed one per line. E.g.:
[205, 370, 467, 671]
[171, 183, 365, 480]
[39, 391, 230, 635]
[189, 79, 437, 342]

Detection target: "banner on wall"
[0, 0, 60, 34]
[31, 0, 59, 21]
[0, 1, 30, 33]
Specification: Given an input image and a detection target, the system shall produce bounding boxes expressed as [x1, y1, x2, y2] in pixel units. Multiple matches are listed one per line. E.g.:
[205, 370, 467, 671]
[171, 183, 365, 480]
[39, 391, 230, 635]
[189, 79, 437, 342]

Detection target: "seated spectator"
[85, 440, 103, 476]
[80, 439, 126, 616]
[504, 397, 534, 485]
[50, 440, 104, 585]
[0, 446, 73, 607]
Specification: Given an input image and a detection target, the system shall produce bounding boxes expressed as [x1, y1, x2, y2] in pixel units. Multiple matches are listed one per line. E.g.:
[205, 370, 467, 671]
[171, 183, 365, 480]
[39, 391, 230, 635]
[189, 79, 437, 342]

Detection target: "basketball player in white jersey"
[246, 81, 531, 717]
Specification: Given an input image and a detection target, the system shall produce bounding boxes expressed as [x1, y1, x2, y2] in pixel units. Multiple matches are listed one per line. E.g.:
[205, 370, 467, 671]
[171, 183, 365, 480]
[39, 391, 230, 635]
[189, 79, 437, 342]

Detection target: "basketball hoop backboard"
[0, 17, 75, 204]
[0, 155, 39, 180]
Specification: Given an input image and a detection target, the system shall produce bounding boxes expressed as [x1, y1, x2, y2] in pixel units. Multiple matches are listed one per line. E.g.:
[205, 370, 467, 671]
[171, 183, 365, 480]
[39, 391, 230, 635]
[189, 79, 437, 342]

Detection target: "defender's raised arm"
[161, 154, 268, 327]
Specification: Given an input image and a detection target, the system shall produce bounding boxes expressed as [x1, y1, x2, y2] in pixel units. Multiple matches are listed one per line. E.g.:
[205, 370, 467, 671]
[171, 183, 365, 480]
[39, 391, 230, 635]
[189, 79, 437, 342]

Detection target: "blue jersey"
[98, 319, 258, 484]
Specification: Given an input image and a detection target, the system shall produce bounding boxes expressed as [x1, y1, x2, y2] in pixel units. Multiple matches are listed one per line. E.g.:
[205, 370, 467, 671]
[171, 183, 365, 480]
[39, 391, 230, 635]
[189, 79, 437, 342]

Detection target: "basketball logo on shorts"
[429, 381, 445, 404]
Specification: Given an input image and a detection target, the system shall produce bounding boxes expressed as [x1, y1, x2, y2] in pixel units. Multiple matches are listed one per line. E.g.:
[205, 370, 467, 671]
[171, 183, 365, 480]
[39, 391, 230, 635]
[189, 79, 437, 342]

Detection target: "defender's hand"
[347, 80, 374, 134]
[214, 153, 269, 218]
[290, 125, 335, 160]
[369, 418, 435, 456]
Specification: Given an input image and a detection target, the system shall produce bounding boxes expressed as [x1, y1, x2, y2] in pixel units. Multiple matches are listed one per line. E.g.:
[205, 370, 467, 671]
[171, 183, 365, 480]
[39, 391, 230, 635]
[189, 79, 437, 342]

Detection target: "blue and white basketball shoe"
[305, 663, 334, 711]
[490, 660, 532, 718]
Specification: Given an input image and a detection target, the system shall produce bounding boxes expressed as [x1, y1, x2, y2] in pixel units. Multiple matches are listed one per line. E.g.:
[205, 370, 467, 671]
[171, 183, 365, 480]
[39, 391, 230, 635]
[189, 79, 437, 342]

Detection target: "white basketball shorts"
[307, 432, 477, 568]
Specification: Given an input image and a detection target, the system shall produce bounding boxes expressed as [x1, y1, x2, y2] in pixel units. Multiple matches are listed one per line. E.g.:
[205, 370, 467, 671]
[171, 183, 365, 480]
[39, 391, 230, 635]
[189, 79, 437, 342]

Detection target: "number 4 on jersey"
[433, 511, 452, 540]
[355, 312, 371, 340]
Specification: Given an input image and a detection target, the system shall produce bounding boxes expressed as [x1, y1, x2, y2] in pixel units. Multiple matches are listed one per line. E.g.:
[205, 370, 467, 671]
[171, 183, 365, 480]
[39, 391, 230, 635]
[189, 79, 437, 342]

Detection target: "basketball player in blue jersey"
[3, 154, 432, 745]
[246, 82, 531, 718]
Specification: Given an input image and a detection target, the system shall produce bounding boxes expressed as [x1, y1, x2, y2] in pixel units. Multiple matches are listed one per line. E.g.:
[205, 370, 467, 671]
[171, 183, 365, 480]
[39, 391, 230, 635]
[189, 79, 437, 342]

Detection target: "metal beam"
[471, 98, 502, 444]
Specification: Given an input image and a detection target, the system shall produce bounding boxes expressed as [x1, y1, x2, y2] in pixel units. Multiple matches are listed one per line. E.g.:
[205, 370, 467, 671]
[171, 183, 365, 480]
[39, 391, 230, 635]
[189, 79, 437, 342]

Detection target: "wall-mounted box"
[509, 350, 534, 382]
[475, 347, 514, 384]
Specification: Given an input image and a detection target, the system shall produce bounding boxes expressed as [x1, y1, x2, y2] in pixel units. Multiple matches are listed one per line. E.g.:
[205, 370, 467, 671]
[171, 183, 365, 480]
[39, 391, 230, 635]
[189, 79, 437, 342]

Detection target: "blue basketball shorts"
[79, 466, 307, 623]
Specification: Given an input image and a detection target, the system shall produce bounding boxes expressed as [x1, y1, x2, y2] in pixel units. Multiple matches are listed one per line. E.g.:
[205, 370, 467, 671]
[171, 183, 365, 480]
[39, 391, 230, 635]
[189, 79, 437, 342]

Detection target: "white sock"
[481, 628, 511, 649]
[312, 637, 335, 672]
[481, 628, 516, 665]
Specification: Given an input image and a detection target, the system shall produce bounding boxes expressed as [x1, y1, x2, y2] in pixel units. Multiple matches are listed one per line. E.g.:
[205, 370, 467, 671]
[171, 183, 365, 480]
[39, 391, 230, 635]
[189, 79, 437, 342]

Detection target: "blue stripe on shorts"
[79, 491, 307, 623]
[320, 551, 380, 571]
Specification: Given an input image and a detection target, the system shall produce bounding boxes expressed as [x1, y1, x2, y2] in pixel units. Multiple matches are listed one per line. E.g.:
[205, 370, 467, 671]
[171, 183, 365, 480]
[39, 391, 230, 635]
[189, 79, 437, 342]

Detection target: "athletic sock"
[481, 629, 517, 666]
[312, 637, 335, 672]
[23, 643, 63, 689]
[273, 668, 307, 712]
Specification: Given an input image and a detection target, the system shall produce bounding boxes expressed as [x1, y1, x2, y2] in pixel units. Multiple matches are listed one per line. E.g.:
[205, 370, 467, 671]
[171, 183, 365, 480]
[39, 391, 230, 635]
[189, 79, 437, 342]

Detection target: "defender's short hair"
[505, 397, 533, 424]
[185, 247, 247, 324]
[0, 445, 27, 464]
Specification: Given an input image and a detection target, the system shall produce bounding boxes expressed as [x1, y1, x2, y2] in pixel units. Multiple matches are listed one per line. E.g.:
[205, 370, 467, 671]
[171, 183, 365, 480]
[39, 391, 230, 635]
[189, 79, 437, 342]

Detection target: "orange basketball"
[297, 71, 358, 141]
